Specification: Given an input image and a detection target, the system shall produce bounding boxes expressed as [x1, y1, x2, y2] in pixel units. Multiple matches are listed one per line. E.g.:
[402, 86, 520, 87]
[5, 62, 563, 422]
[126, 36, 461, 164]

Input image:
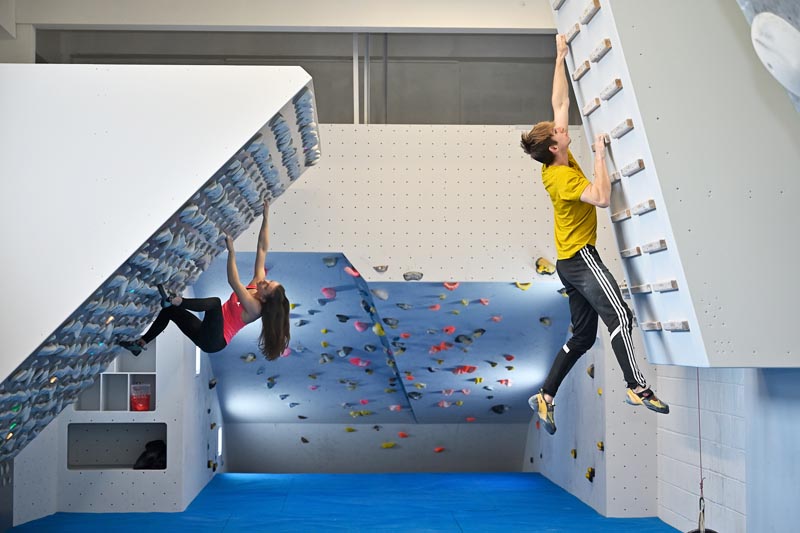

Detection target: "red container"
[130, 383, 151, 411]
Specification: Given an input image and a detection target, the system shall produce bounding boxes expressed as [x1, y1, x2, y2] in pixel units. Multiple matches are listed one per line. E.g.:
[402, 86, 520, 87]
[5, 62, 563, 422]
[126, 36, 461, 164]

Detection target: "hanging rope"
[688, 368, 717, 533]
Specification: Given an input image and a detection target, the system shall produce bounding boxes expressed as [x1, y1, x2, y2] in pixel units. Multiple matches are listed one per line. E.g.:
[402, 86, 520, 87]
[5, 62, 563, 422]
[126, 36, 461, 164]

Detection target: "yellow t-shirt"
[541, 150, 597, 260]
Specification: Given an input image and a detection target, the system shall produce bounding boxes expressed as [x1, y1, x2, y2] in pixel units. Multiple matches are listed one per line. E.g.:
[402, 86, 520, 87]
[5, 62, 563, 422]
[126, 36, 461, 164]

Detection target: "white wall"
[225, 423, 529, 473]
[239, 124, 609, 283]
[655, 368, 746, 532]
[16, 0, 554, 33]
[0, 63, 310, 383]
[745, 368, 800, 533]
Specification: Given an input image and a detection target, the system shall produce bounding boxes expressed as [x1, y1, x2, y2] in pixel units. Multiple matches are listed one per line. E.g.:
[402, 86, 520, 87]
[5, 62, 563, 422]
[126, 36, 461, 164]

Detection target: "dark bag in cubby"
[133, 439, 166, 470]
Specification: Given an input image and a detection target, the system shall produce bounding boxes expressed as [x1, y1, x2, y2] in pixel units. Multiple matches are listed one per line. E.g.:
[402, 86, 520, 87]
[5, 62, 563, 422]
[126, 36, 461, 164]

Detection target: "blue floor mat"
[12, 473, 680, 532]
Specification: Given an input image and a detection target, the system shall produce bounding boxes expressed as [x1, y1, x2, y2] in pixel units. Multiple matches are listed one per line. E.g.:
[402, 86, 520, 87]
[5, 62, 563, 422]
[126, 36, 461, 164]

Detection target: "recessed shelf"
[67, 423, 167, 470]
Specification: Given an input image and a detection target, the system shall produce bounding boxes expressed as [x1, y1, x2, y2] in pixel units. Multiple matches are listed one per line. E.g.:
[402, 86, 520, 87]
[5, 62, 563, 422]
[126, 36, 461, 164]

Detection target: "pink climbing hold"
[321, 287, 336, 299]
[443, 282, 459, 291]
[349, 357, 370, 367]
[461, 389, 471, 395]
[479, 298, 490, 306]
[504, 354, 515, 361]
[442, 326, 456, 335]
[491, 315, 502, 323]
[354, 321, 369, 332]
[442, 389, 454, 396]
[281, 347, 292, 357]
[438, 400, 451, 408]
[344, 266, 360, 277]
[389, 405, 402, 412]
[429, 304, 441, 311]
[309, 385, 319, 391]
[359, 399, 369, 405]
[498, 379, 512, 386]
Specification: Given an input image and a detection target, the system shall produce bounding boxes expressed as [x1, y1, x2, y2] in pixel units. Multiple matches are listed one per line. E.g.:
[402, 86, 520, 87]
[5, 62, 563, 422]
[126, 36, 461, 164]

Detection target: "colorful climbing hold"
[381, 442, 396, 449]
[434, 447, 445, 453]
[429, 304, 441, 311]
[443, 282, 459, 291]
[321, 287, 337, 299]
[536, 257, 556, 275]
[515, 281, 532, 291]
[373, 265, 388, 273]
[587, 364, 595, 378]
[354, 321, 369, 332]
[344, 266, 360, 277]
[403, 271, 423, 281]
[442, 326, 456, 335]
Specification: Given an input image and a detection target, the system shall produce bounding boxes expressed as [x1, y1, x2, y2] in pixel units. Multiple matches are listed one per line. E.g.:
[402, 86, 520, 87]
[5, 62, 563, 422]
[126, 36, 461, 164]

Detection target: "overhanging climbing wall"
[0, 64, 321, 463]
[550, 0, 800, 367]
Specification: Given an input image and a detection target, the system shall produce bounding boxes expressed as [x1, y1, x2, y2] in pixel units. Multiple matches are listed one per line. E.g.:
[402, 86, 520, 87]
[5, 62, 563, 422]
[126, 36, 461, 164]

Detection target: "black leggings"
[141, 297, 227, 353]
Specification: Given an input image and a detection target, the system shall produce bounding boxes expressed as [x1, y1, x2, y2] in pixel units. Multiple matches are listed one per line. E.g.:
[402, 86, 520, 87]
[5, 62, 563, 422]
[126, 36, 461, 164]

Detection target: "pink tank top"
[220, 285, 257, 344]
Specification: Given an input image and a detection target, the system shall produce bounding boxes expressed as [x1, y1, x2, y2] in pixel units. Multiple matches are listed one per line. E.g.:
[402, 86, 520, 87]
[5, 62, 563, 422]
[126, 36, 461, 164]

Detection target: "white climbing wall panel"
[549, 0, 800, 367]
[243, 124, 629, 283]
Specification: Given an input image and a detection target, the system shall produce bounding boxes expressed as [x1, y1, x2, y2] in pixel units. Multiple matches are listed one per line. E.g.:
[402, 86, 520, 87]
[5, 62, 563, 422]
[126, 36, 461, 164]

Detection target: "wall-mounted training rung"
[580, 0, 601, 24]
[611, 209, 631, 223]
[553, 0, 567, 10]
[591, 133, 610, 151]
[600, 78, 623, 100]
[641, 321, 663, 331]
[630, 283, 652, 294]
[566, 23, 581, 44]
[573, 60, 591, 81]
[652, 279, 679, 292]
[582, 97, 601, 117]
[589, 39, 613, 63]
[621, 246, 642, 258]
[610, 171, 621, 184]
[611, 119, 634, 139]
[621, 159, 645, 177]
[631, 199, 656, 216]
[662, 320, 690, 332]
[619, 281, 631, 299]
[641, 239, 668, 254]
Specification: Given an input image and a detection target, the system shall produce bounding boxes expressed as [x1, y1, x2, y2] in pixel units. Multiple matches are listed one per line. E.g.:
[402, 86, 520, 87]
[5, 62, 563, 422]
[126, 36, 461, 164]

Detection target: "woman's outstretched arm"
[253, 199, 269, 281]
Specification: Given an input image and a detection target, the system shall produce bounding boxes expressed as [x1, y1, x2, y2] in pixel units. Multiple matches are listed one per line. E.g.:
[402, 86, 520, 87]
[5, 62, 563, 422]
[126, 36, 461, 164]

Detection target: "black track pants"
[542, 245, 647, 396]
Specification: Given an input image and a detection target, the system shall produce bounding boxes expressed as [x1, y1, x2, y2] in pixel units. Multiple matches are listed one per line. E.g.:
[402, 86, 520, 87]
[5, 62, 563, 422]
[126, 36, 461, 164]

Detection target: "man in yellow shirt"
[519, 34, 669, 435]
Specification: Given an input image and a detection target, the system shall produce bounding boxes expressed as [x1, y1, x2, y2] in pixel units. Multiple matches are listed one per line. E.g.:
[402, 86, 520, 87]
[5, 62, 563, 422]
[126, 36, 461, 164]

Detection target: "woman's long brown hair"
[259, 284, 290, 361]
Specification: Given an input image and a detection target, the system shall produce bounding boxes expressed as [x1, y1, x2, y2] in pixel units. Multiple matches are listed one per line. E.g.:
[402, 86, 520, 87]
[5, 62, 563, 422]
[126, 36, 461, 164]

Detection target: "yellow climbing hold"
[290, 303, 298, 310]
[570, 449, 577, 459]
[321, 328, 328, 334]
[321, 341, 329, 348]
[536, 257, 556, 275]
[515, 282, 532, 291]
[597, 388, 603, 396]
[455, 400, 464, 406]
[345, 427, 357, 432]
[381, 442, 397, 449]
[373, 323, 386, 336]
